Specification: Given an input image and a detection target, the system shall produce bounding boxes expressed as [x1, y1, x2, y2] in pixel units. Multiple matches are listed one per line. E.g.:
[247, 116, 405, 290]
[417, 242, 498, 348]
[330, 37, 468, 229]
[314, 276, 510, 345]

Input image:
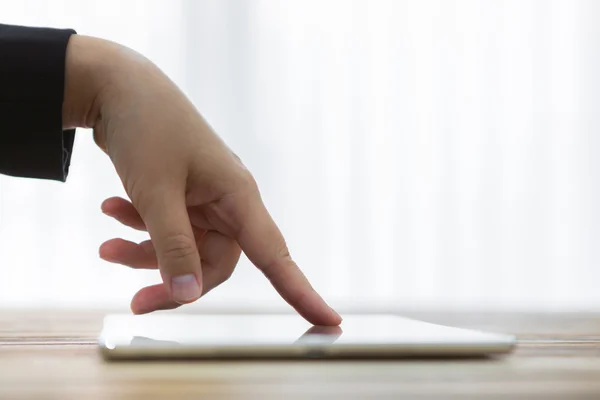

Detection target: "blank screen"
[100, 314, 513, 350]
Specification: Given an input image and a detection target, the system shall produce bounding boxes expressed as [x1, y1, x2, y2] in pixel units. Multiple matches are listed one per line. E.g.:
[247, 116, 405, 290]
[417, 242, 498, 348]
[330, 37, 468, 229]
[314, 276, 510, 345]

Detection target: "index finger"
[219, 192, 342, 326]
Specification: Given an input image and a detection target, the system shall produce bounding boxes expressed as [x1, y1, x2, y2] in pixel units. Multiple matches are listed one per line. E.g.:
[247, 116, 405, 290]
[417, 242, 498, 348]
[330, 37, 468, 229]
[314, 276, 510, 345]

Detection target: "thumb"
[135, 186, 203, 305]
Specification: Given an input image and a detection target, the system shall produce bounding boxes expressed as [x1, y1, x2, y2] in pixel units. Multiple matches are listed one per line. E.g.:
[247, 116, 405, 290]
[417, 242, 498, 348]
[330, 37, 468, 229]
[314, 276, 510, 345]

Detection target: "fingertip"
[130, 288, 153, 314]
[130, 301, 150, 315]
[331, 310, 343, 325]
[101, 196, 129, 215]
[293, 289, 343, 326]
[98, 240, 114, 259]
[98, 238, 126, 260]
[131, 284, 181, 314]
[101, 198, 117, 214]
[325, 306, 343, 325]
[309, 308, 343, 326]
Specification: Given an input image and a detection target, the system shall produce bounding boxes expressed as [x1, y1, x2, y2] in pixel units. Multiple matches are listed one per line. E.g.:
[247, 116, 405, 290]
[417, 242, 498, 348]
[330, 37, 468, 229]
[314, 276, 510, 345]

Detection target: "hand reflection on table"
[294, 325, 344, 345]
[129, 336, 181, 347]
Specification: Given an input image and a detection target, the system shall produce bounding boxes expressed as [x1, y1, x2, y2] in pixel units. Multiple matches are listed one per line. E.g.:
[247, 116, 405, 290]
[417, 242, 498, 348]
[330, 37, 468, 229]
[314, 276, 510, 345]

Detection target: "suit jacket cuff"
[0, 24, 77, 181]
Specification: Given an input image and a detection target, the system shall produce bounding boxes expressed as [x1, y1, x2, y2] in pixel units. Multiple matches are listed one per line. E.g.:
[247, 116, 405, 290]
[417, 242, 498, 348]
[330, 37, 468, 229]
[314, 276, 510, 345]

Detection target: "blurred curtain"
[1, 0, 599, 311]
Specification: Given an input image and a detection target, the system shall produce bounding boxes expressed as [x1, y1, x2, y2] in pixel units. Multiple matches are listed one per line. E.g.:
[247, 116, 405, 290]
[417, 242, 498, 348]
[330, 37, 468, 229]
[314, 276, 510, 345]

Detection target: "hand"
[62, 35, 341, 326]
[99, 196, 243, 315]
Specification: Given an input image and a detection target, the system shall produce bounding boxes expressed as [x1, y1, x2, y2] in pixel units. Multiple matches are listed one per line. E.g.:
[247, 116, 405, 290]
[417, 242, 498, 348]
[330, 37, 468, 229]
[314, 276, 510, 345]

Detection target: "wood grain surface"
[1, 309, 599, 399]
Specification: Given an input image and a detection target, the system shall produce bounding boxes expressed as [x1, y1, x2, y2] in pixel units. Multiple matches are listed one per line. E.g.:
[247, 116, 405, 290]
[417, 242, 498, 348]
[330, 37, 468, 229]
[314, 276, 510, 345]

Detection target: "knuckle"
[231, 167, 258, 193]
[204, 196, 243, 238]
[277, 245, 291, 260]
[242, 171, 259, 192]
[202, 173, 260, 239]
[160, 234, 197, 261]
[263, 245, 291, 275]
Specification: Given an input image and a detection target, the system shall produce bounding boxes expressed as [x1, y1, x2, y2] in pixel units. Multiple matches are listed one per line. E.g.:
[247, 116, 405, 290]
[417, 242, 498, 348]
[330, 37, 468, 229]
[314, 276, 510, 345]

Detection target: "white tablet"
[98, 314, 515, 360]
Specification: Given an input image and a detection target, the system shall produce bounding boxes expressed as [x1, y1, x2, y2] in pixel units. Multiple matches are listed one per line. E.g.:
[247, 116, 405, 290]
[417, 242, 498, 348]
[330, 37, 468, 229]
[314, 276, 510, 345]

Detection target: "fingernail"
[171, 274, 201, 303]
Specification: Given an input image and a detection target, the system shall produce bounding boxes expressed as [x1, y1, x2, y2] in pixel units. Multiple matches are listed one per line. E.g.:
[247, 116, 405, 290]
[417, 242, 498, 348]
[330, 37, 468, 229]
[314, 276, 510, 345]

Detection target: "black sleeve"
[0, 24, 76, 182]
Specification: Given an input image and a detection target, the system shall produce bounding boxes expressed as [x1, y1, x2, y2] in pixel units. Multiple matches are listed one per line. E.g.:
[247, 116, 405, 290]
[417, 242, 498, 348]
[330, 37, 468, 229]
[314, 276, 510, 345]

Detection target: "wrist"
[61, 35, 144, 147]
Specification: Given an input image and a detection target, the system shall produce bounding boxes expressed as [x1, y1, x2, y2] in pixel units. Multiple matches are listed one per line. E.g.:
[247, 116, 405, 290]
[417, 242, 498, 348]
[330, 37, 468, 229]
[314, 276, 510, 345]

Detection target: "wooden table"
[1, 310, 599, 399]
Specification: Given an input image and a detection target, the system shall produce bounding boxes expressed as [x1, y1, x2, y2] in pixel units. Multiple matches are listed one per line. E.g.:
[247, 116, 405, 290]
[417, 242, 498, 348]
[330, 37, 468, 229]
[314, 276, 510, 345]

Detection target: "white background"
[1, 0, 599, 312]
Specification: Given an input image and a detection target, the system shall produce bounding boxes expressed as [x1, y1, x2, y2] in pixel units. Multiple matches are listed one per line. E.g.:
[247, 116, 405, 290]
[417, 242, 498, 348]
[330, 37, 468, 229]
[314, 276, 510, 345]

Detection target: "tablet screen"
[100, 314, 515, 353]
